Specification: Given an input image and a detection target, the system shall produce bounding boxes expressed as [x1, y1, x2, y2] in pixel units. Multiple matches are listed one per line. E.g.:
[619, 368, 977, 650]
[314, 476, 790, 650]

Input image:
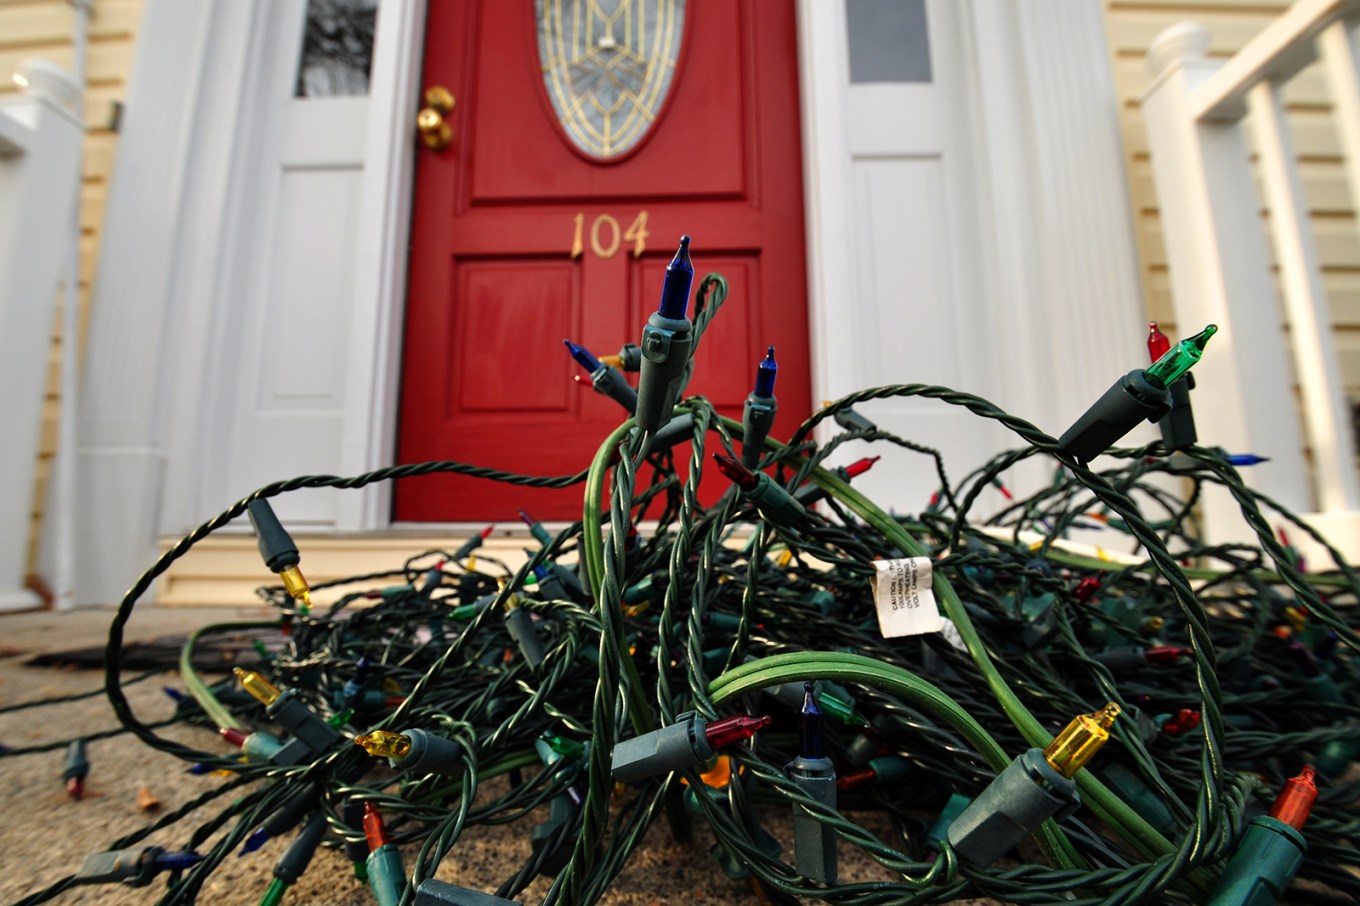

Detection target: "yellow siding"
[0, 0, 145, 584]
[1104, 1, 1360, 398]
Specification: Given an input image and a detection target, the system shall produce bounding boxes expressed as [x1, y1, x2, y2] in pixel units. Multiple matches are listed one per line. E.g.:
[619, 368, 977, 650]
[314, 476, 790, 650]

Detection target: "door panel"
[396, 0, 809, 521]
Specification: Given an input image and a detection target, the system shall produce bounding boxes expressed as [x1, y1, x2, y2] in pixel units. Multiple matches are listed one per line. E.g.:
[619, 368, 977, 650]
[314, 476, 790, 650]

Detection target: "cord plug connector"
[712, 453, 807, 527]
[262, 809, 328, 906]
[76, 846, 203, 887]
[634, 236, 695, 434]
[741, 346, 778, 469]
[828, 404, 877, 433]
[63, 737, 89, 799]
[1207, 766, 1315, 905]
[220, 726, 306, 766]
[356, 728, 465, 775]
[612, 712, 770, 783]
[1056, 369, 1171, 463]
[247, 499, 311, 610]
[566, 339, 638, 413]
[948, 704, 1117, 865]
[235, 670, 340, 755]
[600, 343, 642, 373]
[503, 588, 545, 668]
[414, 879, 523, 905]
[364, 803, 407, 906]
[786, 683, 837, 883]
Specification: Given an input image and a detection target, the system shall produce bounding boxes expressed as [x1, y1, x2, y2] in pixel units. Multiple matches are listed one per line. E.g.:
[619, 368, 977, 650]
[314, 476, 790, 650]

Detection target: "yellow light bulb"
[279, 565, 312, 613]
[1043, 702, 1120, 778]
[354, 730, 412, 759]
[234, 667, 281, 706]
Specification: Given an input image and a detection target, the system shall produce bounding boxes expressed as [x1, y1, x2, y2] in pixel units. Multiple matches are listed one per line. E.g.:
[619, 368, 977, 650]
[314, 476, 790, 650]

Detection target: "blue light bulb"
[563, 339, 602, 373]
[801, 682, 825, 759]
[657, 236, 693, 320]
[753, 346, 777, 397]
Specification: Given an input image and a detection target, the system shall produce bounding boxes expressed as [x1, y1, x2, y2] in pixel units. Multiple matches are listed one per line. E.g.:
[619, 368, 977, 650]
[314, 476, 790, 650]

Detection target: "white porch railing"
[0, 61, 83, 611]
[1141, 0, 1360, 564]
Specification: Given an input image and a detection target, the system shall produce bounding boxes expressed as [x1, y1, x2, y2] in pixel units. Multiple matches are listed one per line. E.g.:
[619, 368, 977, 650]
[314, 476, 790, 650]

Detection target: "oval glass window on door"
[536, 0, 685, 159]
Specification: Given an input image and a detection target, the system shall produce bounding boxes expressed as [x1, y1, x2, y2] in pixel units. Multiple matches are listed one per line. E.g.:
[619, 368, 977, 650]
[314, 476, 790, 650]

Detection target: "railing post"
[1140, 24, 1313, 543]
[1319, 21, 1360, 210]
[1246, 78, 1360, 514]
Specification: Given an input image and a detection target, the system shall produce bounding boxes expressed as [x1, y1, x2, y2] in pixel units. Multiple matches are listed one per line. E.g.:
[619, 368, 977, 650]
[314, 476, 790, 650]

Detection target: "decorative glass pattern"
[295, 0, 379, 98]
[536, 0, 685, 159]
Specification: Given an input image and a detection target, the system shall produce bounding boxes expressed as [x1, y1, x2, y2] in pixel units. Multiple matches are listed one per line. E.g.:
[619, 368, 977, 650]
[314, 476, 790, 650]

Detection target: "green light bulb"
[1143, 323, 1217, 389]
[816, 691, 869, 727]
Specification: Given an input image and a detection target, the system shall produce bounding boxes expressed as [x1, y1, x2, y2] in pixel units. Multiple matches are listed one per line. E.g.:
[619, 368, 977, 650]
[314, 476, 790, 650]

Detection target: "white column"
[961, 0, 1150, 451]
[74, 0, 262, 606]
[0, 62, 83, 611]
[1140, 23, 1312, 541]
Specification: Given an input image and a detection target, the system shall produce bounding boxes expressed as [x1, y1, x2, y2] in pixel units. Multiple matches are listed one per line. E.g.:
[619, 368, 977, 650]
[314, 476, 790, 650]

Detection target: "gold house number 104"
[571, 211, 649, 259]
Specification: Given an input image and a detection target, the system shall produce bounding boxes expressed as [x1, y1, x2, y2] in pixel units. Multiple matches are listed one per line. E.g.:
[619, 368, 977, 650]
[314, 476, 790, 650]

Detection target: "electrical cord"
[8, 274, 1360, 906]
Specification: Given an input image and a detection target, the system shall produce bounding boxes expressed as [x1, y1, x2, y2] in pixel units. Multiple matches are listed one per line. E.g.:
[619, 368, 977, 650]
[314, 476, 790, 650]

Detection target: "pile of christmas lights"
[11, 236, 1360, 906]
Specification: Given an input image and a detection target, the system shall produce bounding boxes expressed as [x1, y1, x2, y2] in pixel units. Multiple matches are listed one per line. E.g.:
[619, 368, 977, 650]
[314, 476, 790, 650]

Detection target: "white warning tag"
[872, 557, 945, 638]
[938, 617, 968, 652]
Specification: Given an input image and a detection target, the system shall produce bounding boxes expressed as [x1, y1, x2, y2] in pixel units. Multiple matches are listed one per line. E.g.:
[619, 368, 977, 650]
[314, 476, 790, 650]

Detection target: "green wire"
[708, 651, 1085, 872]
[714, 415, 1219, 896]
[179, 620, 280, 731]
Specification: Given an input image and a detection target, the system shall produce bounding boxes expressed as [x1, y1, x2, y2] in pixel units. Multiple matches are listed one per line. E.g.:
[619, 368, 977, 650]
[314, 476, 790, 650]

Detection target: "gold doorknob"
[417, 86, 454, 151]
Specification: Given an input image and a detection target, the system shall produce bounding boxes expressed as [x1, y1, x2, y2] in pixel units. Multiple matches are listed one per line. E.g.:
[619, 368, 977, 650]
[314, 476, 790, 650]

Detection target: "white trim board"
[71, 0, 427, 605]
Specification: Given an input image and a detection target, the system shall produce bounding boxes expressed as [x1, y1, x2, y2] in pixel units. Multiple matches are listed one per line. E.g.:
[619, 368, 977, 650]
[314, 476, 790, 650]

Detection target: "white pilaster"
[74, 0, 263, 605]
[961, 0, 1150, 440]
[0, 62, 82, 611]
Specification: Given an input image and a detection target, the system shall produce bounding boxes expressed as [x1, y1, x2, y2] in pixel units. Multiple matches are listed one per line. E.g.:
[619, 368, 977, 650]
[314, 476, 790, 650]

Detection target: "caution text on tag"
[872, 557, 945, 638]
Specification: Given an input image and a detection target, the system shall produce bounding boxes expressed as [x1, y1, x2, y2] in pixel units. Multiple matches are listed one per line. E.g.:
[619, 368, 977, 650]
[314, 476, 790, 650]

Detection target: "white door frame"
[72, 0, 427, 604]
[796, 0, 1147, 501]
[335, 0, 429, 531]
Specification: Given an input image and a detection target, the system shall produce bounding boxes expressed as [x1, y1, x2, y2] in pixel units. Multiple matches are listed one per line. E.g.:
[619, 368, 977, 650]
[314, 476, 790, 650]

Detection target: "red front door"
[395, 0, 810, 521]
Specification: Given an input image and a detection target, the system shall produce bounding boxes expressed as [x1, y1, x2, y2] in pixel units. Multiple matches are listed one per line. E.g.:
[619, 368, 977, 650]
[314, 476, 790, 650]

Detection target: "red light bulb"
[219, 727, 249, 748]
[1145, 645, 1191, 663]
[712, 453, 759, 492]
[363, 801, 390, 851]
[844, 456, 880, 479]
[1161, 708, 1201, 737]
[704, 714, 772, 749]
[836, 768, 876, 791]
[1147, 322, 1171, 363]
[1270, 765, 1317, 830]
[1073, 576, 1102, 604]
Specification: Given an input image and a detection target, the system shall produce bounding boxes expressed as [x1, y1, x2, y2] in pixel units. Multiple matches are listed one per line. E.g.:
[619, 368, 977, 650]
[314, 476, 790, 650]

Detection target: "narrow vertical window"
[295, 0, 380, 97]
[847, 0, 932, 84]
